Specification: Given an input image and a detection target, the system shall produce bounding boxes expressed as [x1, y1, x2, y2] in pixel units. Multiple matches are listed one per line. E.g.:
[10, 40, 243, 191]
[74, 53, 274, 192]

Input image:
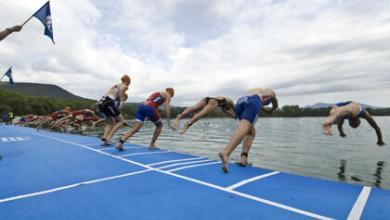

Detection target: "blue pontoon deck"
[1, 125, 389, 219]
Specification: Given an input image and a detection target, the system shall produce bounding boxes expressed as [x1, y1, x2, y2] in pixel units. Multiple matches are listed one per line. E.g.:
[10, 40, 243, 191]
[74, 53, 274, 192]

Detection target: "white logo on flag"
[45, 16, 52, 32]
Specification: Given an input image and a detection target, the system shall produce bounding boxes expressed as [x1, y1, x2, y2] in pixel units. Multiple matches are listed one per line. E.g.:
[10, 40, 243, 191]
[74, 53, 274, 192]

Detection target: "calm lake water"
[85, 116, 390, 189]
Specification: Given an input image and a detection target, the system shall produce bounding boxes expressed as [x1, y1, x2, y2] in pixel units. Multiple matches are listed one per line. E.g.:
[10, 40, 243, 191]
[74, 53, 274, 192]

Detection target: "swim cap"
[121, 75, 131, 84]
[349, 118, 361, 128]
[166, 87, 175, 97]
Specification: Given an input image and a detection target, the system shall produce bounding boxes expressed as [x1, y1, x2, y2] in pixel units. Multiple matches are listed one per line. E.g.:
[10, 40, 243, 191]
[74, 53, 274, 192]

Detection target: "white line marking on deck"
[347, 186, 371, 220]
[147, 157, 204, 166]
[121, 151, 171, 157]
[164, 164, 333, 220]
[1, 137, 10, 142]
[226, 171, 280, 190]
[166, 161, 221, 172]
[8, 137, 17, 141]
[98, 146, 141, 151]
[157, 159, 212, 169]
[14, 137, 25, 141]
[0, 169, 151, 203]
[78, 143, 102, 146]
[16, 128, 334, 220]
[1, 137, 29, 142]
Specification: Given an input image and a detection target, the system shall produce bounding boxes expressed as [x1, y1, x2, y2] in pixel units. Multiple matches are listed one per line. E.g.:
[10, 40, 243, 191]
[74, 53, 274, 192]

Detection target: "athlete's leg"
[116, 121, 142, 151]
[105, 114, 125, 141]
[219, 120, 253, 172]
[174, 99, 206, 129]
[150, 122, 163, 148]
[239, 126, 256, 165]
[181, 101, 217, 134]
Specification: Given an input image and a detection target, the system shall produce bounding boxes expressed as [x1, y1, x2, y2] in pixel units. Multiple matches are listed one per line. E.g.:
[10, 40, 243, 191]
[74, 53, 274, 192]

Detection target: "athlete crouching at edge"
[218, 88, 278, 173]
[116, 88, 176, 151]
[322, 101, 385, 146]
[98, 75, 131, 145]
[37, 107, 71, 131]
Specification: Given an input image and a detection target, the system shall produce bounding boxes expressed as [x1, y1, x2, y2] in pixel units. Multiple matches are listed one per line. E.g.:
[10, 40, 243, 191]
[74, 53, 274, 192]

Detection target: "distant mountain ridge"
[305, 102, 383, 109]
[0, 82, 88, 100]
[1, 82, 386, 110]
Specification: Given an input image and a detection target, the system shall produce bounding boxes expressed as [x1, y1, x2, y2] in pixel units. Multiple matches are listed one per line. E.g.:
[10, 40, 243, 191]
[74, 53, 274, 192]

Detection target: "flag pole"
[21, 15, 34, 27]
[0, 74, 6, 82]
[21, 1, 50, 27]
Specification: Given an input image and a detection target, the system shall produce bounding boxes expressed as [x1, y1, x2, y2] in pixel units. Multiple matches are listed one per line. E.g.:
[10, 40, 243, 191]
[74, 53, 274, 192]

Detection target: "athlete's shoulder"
[161, 91, 170, 100]
[119, 83, 128, 90]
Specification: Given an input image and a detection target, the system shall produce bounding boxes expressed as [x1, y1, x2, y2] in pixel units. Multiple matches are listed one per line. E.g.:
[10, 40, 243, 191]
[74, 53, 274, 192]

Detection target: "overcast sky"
[1, 0, 390, 107]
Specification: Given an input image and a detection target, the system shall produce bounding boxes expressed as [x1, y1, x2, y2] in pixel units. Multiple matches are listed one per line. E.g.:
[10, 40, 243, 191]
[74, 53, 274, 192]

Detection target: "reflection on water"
[374, 161, 385, 188]
[84, 117, 390, 189]
[338, 159, 347, 181]
[337, 160, 386, 188]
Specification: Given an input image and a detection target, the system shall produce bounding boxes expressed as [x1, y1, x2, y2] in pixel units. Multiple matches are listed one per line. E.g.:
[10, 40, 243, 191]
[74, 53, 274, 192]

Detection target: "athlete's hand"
[261, 107, 273, 113]
[169, 123, 176, 131]
[377, 141, 385, 146]
[322, 124, 332, 136]
[118, 102, 124, 110]
[8, 25, 22, 32]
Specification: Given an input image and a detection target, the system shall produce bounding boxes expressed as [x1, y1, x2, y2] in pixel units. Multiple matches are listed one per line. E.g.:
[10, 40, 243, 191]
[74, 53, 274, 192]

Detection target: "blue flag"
[33, 1, 54, 44]
[4, 67, 14, 84]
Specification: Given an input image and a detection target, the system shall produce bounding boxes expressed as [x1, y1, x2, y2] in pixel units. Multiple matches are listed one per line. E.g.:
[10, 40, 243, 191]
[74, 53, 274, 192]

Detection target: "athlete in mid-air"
[322, 101, 385, 146]
[173, 96, 236, 134]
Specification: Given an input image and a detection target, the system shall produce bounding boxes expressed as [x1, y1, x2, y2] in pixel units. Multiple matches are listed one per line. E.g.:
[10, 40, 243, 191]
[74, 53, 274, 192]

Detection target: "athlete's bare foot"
[218, 151, 229, 173]
[149, 146, 159, 150]
[180, 121, 192, 135]
[238, 152, 248, 166]
[149, 144, 159, 150]
[115, 142, 125, 151]
[172, 118, 180, 130]
[101, 139, 112, 146]
[239, 158, 248, 166]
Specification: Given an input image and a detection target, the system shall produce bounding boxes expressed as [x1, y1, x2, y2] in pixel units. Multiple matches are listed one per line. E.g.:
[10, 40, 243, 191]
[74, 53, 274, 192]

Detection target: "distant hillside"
[305, 102, 332, 109]
[0, 82, 88, 100]
[305, 102, 383, 109]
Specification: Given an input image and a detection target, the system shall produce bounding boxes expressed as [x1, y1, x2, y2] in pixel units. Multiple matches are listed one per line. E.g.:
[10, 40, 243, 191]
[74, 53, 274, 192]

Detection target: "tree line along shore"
[1, 88, 390, 118]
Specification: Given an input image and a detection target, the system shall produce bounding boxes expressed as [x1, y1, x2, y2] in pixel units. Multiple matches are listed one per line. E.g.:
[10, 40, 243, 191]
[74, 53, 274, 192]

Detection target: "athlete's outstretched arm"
[271, 98, 279, 112]
[50, 115, 72, 129]
[164, 96, 175, 130]
[337, 119, 346, 137]
[261, 98, 278, 113]
[0, 25, 22, 41]
[91, 119, 105, 128]
[362, 111, 385, 146]
[222, 108, 236, 118]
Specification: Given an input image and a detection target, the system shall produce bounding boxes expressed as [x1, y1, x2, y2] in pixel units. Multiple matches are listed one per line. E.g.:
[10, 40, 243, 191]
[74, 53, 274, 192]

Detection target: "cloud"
[1, 0, 389, 107]
[170, 0, 232, 47]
